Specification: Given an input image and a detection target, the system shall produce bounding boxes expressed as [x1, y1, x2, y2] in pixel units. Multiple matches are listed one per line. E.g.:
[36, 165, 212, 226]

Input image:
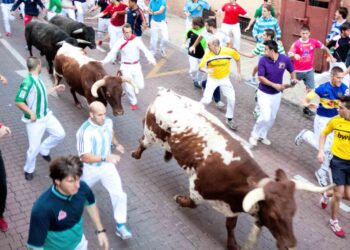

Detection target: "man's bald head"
[89, 101, 107, 126]
[89, 101, 106, 114]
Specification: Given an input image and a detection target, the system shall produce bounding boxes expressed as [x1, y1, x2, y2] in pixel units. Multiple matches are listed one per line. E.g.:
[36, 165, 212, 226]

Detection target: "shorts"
[330, 155, 350, 185]
[296, 70, 315, 90]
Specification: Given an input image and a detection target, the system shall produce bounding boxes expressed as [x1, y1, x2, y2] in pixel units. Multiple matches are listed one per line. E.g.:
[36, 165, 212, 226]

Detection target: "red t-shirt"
[103, 3, 128, 27]
[221, 3, 247, 25]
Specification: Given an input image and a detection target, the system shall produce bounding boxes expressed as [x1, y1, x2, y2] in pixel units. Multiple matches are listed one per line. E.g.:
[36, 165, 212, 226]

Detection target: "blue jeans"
[201, 80, 221, 103]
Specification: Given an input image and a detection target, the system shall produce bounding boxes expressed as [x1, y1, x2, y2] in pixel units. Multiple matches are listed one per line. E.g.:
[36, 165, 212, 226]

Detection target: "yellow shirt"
[198, 47, 240, 79]
[322, 115, 350, 160]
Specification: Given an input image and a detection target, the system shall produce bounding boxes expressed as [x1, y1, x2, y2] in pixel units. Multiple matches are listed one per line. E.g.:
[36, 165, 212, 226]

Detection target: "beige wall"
[167, 0, 280, 19]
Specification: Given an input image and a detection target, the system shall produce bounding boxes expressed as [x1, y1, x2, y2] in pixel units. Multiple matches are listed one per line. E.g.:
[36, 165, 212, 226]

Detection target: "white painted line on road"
[294, 174, 350, 212]
[1, 38, 57, 97]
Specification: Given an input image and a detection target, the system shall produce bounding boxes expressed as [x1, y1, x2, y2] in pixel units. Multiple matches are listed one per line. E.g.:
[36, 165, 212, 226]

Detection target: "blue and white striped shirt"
[252, 16, 281, 43]
[76, 118, 113, 167]
[326, 19, 349, 42]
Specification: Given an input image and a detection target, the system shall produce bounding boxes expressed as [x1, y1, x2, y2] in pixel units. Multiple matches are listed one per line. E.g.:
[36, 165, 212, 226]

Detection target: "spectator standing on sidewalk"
[218, 0, 247, 50]
[249, 40, 297, 146]
[326, 7, 349, 45]
[244, 0, 276, 33]
[77, 101, 132, 240]
[10, 0, 45, 25]
[15, 57, 66, 181]
[288, 25, 335, 117]
[198, 38, 241, 130]
[317, 96, 350, 238]
[295, 66, 349, 187]
[127, 0, 147, 37]
[87, 0, 128, 50]
[183, 0, 212, 31]
[1, 0, 16, 36]
[27, 155, 109, 250]
[252, 5, 280, 43]
[147, 0, 168, 57]
[102, 23, 156, 110]
[0, 73, 10, 233]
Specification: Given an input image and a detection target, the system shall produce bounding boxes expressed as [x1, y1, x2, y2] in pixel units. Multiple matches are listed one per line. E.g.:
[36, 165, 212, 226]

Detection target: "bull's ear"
[275, 169, 288, 182]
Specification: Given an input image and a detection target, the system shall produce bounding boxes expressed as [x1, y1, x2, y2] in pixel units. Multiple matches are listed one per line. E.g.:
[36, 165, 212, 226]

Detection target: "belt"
[122, 61, 139, 64]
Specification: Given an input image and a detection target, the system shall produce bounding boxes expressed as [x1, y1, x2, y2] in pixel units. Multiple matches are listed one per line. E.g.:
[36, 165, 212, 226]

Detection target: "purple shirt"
[258, 54, 294, 95]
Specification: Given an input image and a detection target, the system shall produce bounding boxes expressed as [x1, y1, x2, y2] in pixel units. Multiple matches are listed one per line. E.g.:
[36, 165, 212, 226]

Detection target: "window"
[309, 0, 329, 8]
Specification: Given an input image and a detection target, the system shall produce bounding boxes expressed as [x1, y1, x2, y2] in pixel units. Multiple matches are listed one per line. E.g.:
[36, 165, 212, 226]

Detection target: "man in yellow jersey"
[318, 96, 350, 238]
[198, 38, 241, 130]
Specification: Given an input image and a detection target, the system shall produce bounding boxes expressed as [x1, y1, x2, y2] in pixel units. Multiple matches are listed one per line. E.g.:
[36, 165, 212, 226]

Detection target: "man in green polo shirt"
[47, 0, 77, 20]
[15, 56, 66, 181]
[244, 0, 276, 32]
[27, 155, 109, 250]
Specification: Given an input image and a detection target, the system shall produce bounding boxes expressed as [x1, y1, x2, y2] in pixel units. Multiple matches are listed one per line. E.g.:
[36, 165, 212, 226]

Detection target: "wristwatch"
[95, 228, 106, 234]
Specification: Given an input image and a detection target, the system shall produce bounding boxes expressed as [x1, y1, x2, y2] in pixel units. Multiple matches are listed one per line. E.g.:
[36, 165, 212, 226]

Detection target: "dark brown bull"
[54, 42, 138, 115]
[131, 88, 334, 250]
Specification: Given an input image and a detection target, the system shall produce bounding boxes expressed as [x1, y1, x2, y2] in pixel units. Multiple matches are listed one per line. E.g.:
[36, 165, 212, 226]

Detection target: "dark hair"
[264, 28, 275, 40]
[123, 23, 132, 30]
[341, 22, 350, 32]
[263, 40, 278, 53]
[301, 25, 310, 32]
[49, 155, 83, 182]
[205, 18, 217, 29]
[338, 7, 348, 19]
[339, 96, 350, 109]
[192, 16, 204, 28]
[331, 66, 344, 75]
[263, 5, 272, 13]
[129, 0, 137, 3]
[27, 57, 41, 72]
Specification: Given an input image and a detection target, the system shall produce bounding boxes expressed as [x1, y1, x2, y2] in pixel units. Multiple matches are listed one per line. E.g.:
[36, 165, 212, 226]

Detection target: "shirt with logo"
[76, 118, 113, 167]
[127, 7, 146, 36]
[198, 47, 240, 79]
[27, 182, 95, 250]
[307, 81, 349, 118]
[323, 115, 350, 160]
[289, 38, 324, 72]
[221, 2, 246, 25]
[258, 54, 294, 95]
[15, 73, 50, 123]
[103, 2, 128, 26]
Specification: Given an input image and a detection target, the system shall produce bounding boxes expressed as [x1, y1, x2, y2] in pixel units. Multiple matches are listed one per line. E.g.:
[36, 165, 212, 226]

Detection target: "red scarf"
[119, 34, 136, 50]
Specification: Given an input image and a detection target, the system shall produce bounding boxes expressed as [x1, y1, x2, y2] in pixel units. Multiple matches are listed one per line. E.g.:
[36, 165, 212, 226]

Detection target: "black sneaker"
[41, 154, 52, 162]
[24, 172, 33, 181]
[303, 107, 315, 117]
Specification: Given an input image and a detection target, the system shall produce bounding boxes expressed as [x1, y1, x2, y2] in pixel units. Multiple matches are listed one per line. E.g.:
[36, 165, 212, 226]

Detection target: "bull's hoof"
[174, 195, 197, 208]
[164, 151, 173, 162]
[131, 151, 141, 159]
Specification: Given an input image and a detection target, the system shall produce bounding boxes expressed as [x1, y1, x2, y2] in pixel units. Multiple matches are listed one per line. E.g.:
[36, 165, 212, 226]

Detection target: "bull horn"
[121, 76, 139, 94]
[56, 40, 65, 46]
[91, 79, 106, 97]
[242, 187, 265, 213]
[77, 39, 91, 44]
[72, 28, 83, 34]
[292, 180, 335, 193]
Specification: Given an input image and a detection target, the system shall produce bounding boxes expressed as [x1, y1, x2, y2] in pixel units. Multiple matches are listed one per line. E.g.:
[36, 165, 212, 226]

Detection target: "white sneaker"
[215, 101, 225, 109]
[249, 76, 258, 85]
[260, 138, 271, 145]
[315, 169, 328, 187]
[294, 129, 307, 146]
[226, 119, 238, 131]
[249, 136, 258, 146]
[115, 224, 132, 240]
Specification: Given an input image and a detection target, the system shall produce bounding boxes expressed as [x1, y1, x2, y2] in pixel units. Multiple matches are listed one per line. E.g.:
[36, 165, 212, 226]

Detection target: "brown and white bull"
[132, 88, 334, 250]
[54, 42, 139, 115]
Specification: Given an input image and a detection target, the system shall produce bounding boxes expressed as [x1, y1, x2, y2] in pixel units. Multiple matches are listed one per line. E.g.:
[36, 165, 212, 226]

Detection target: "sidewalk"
[152, 13, 310, 108]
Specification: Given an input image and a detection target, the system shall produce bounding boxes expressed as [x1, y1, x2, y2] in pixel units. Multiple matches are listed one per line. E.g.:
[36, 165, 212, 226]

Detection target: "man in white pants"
[295, 66, 349, 187]
[148, 0, 168, 57]
[249, 40, 296, 146]
[76, 101, 132, 240]
[1, 0, 16, 36]
[15, 57, 66, 181]
[102, 23, 156, 110]
[198, 38, 241, 130]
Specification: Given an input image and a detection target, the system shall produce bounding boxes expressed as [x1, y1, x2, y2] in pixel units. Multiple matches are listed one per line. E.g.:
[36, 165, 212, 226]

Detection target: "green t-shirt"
[15, 73, 49, 121]
[254, 5, 276, 18]
[49, 0, 62, 13]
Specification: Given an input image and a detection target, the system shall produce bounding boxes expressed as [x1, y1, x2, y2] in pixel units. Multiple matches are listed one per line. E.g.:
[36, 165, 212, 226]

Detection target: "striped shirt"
[15, 74, 49, 122]
[252, 41, 285, 56]
[252, 16, 281, 43]
[326, 19, 349, 42]
[198, 47, 240, 79]
[76, 118, 113, 167]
